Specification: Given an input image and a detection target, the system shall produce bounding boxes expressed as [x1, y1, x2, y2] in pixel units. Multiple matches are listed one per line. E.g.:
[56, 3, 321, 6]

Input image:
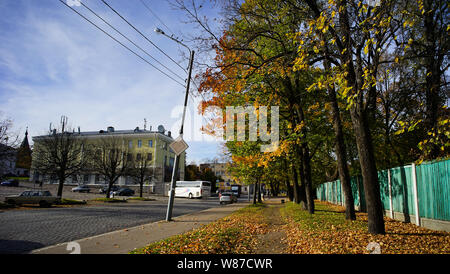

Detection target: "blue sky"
[0, 0, 224, 164]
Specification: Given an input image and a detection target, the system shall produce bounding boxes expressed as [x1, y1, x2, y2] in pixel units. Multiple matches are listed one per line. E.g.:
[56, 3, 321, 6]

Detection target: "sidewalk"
[31, 201, 249, 254]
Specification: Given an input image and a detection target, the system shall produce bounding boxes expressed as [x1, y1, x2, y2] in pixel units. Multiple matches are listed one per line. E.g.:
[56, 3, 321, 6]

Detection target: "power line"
[139, 0, 176, 36]
[100, 0, 188, 73]
[58, 0, 186, 87]
[80, 1, 185, 83]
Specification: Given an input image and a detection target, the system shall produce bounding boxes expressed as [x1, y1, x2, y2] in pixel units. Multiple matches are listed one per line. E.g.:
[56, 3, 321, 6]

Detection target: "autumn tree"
[0, 113, 20, 178]
[128, 152, 153, 198]
[394, 0, 449, 160]
[32, 116, 87, 197]
[87, 136, 131, 198]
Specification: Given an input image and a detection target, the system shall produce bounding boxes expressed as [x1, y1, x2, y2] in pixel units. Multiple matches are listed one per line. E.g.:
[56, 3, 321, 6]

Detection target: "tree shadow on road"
[0, 239, 45, 254]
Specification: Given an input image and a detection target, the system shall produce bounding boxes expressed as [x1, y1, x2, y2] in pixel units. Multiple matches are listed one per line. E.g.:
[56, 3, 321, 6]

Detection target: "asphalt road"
[0, 196, 225, 254]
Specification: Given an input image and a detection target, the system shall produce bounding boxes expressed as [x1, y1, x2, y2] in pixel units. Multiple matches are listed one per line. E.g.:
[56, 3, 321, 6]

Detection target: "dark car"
[1, 179, 19, 187]
[113, 188, 135, 196]
[99, 185, 120, 194]
[71, 185, 90, 193]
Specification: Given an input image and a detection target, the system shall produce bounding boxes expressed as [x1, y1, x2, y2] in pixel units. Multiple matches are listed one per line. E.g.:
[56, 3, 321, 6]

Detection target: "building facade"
[31, 126, 185, 194]
[208, 162, 233, 183]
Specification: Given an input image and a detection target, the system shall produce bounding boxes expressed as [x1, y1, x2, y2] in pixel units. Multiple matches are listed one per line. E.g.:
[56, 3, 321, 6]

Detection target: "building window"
[136, 153, 142, 161]
[147, 153, 152, 161]
[148, 140, 153, 147]
[138, 140, 142, 148]
[128, 140, 133, 148]
[127, 153, 133, 161]
[83, 174, 89, 183]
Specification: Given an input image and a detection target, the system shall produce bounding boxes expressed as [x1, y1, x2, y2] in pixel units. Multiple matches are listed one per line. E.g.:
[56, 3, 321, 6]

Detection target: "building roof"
[33, 126, 175, 142]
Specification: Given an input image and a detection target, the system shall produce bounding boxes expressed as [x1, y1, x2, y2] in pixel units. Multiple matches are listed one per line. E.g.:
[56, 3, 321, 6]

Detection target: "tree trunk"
[106, 180, 113, 199]
[253, 181, 258, 204]
[140, 182, 143, 198]
[302, 144, 314, 214]
[57, 176, 65, 198]
[323, 41, 356, 220]
[257, 182, 262, 203]
[291, 164, 301, 204]
[285, 180, 293, 201]
[331, 102, 356, 220]
[350, 107, 385, 234]
[328, 88, 355, 219]
[337, 0, 385, 235]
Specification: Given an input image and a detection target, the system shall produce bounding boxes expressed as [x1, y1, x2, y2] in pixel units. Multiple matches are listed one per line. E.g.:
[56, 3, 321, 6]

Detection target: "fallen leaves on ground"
[282, 201, 450, 254]
[132, 204, 269, 254]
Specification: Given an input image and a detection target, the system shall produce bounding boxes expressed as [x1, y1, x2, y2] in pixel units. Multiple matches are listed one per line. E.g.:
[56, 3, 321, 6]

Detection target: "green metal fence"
[316, 158, 450, 223]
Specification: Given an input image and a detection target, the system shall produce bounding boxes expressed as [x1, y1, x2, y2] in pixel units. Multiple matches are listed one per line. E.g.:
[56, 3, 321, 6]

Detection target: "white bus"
[170, 181, 211, 199]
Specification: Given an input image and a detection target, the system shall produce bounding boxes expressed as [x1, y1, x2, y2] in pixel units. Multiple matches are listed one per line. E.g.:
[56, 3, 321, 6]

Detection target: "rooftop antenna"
[60, 115, 68, 133]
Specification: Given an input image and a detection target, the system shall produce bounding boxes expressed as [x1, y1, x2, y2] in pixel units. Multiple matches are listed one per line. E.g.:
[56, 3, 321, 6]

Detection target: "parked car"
[219, 192, 238, 204]
[71, 185, 90, 193]
[231, 190, 240, 198]
[5, 190, 60, 207]
[113, 188, 135, 196]
[1, 179, 19, 187]
[99, 185, 120, 194]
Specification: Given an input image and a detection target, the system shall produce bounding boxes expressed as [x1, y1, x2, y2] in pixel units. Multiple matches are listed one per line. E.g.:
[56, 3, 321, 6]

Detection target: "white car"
[5, 190, 60, 207]
[219, 192, 237, 205]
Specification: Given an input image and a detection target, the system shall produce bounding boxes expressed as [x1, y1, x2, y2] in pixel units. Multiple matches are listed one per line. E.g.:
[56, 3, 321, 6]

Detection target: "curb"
[31, 201, 249, 254]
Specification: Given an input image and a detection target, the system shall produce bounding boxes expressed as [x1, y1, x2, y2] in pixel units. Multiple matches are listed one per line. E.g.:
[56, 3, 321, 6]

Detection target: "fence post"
[356, 176, 361, 210]
[388, 168, 394, 219]
[411, 163, 421, 227]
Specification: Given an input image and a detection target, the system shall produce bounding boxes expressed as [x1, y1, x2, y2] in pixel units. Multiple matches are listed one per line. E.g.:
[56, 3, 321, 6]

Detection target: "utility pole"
[154, 28, 195, 221]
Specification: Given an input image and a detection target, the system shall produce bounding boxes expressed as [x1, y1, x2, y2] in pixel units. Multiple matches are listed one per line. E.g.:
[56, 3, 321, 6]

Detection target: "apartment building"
[31, 125, 185, 194]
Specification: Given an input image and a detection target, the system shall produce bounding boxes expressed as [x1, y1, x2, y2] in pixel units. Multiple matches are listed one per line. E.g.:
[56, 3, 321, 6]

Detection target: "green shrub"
[92, 198, 127, 203]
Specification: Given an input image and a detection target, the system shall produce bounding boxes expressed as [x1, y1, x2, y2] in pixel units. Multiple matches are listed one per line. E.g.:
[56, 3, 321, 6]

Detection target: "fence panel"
[316, 158, 450, 224]
[390, 166, 415, 218]
[350, 176, 360, 208]
[378, 169, 391, 212]
[416, 160, 450, 221]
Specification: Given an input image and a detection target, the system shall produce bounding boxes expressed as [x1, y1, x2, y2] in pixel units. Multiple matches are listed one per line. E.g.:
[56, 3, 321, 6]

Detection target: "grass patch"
[281, 200, 450, 254]
[91, 198, 127, 203]
[5, 176, 30, 181]
[58, 199, 87, 205]
[281, 201, 366, 232]
[131, 203, 268, 254]
[127, 197, 155, 201]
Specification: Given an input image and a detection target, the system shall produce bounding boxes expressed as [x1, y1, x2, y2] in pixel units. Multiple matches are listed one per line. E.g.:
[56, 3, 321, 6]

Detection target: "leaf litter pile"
[281, 201, 450, 254]
[132, 200, 450, 254]
[132, 204, 269, 254]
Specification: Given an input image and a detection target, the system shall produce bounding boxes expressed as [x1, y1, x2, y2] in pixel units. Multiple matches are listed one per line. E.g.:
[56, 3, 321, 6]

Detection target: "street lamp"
[155, 27, 195, 221]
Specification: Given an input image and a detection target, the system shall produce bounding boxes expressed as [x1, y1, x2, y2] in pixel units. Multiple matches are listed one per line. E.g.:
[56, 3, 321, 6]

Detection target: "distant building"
[0, 130, 31, 178]
[200, 162, 233, 183]
[15, 129, 32, 174]
[30, 126, 185, 194]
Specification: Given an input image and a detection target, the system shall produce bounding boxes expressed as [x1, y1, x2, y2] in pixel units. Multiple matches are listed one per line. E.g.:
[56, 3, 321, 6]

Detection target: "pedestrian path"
[31, 201, 249, 254]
